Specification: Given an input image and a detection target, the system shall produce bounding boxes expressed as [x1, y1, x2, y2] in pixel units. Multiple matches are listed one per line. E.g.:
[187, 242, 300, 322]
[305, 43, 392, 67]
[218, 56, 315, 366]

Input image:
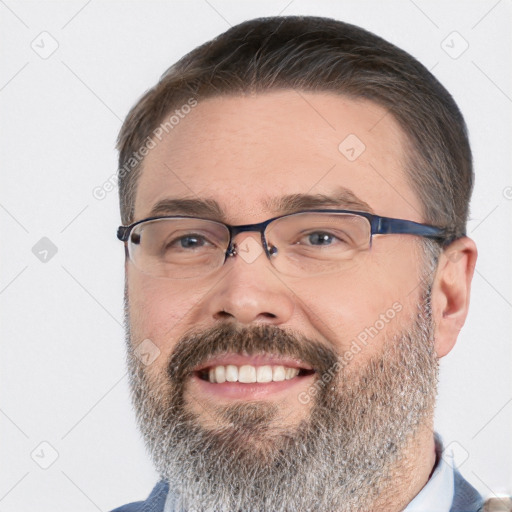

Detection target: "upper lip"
[193, 353, 314, 372]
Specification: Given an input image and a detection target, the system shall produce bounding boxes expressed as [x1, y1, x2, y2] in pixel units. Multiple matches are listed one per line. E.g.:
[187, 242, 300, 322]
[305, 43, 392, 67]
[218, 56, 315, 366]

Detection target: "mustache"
[167, 322, 339, 384]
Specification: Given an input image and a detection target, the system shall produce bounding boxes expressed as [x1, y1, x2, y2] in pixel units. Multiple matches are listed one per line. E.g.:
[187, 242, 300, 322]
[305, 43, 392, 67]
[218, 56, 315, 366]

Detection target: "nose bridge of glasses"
[228, 221, 272, 257]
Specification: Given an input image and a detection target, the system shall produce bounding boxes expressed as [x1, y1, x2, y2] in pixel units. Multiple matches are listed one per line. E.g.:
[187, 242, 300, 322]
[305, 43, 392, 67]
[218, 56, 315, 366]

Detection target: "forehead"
[134, 90, 423, 224]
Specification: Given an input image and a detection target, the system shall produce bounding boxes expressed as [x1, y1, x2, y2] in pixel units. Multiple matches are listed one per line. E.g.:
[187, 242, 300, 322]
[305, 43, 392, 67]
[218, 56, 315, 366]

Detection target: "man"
[112, 15, 484, 512]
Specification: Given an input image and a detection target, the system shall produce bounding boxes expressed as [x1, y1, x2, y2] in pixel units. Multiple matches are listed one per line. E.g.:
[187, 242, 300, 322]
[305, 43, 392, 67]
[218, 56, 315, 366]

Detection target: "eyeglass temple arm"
[372, 216, 452, 241]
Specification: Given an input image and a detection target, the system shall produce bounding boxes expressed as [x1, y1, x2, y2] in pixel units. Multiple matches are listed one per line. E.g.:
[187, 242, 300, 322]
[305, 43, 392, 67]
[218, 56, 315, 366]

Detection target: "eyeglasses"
[117, 209, 451, 279]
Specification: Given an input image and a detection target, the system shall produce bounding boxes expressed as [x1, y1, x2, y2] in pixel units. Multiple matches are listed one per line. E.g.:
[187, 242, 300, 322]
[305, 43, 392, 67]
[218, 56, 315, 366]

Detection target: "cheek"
[291, 243, 423, 357]
[127, 272, 201, 368]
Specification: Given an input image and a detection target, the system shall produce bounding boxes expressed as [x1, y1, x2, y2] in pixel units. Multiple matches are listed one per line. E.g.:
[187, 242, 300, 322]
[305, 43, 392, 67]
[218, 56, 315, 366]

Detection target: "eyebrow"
[264, 188, 373, 215]
[146, 186, 374, 223]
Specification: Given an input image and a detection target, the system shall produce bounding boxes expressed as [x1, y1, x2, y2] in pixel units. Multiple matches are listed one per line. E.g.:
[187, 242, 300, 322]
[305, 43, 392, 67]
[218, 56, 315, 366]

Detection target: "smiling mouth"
[197, 364, 316, 384]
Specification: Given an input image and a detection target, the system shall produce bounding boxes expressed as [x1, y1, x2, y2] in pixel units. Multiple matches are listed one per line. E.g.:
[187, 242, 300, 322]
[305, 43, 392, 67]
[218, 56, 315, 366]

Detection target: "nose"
[204, 232, 295, 325]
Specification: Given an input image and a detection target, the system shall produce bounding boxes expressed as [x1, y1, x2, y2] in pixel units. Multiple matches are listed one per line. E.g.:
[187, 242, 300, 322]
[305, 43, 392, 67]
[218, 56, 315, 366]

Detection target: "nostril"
[215, 309, 233, 320]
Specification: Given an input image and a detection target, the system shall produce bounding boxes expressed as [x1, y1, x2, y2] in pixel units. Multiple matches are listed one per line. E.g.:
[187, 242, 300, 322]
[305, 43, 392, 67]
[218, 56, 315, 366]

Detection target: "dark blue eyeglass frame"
[117, 209, 454, 261]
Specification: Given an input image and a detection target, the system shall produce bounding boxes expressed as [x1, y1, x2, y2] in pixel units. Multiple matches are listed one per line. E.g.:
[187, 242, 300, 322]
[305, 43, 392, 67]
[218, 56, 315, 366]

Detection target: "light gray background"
[1, 1, 511, 510]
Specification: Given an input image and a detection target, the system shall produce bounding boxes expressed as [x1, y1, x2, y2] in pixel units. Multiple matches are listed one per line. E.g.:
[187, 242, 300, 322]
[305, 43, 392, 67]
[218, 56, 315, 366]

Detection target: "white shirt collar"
[404, 432, 455, 512]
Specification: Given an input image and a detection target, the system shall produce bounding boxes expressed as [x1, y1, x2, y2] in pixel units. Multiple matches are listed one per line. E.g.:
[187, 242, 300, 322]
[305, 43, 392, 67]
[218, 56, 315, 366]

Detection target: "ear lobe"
[431, 236, 478, 358]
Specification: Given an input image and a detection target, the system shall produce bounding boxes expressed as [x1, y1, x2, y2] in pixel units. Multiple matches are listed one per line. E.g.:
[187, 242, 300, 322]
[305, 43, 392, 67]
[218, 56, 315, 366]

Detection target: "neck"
[370, 425, 437, 512]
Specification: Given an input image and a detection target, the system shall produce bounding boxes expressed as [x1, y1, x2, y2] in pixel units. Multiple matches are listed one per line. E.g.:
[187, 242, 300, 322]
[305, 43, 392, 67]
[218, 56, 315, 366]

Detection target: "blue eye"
[159, 227, 227, 258]
[175, 235, 207, 249]
[300, 231, 349, 247]
[307, 232, 336, 246]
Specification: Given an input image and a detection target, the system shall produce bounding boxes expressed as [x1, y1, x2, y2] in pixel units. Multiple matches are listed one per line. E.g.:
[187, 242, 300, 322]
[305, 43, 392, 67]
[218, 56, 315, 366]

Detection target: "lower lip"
[190, 372, 316, 400]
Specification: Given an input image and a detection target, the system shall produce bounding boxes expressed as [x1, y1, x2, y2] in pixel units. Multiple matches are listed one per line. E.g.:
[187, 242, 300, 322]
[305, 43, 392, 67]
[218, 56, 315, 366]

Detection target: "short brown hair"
[116, 15, 473, 241]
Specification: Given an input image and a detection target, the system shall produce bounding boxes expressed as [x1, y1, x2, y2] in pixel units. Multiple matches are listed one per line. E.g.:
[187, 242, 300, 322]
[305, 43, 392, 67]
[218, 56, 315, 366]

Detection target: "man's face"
[124, 91, 440, 510]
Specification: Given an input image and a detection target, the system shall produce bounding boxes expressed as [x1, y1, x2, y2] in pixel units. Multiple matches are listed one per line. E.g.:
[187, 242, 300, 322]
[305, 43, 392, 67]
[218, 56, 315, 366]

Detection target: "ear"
[431, 236, 478, 358]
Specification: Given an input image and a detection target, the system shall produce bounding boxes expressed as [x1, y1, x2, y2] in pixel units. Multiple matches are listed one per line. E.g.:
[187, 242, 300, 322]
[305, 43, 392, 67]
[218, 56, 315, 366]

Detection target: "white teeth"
[225, 364, 238, 382]
[272, 365, 286, 382]
[285, 367, 297, 379]
[215, 365, 226, 383]
[288, 368, 300, 379]
[256, 365, 273, 383]
[239, 365, 257, 383]
[205, 364, 301, 383]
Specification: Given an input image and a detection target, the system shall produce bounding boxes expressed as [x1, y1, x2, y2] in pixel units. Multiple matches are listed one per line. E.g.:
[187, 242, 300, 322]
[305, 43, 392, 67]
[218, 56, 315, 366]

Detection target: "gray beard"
[125, 291, 438, 512]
